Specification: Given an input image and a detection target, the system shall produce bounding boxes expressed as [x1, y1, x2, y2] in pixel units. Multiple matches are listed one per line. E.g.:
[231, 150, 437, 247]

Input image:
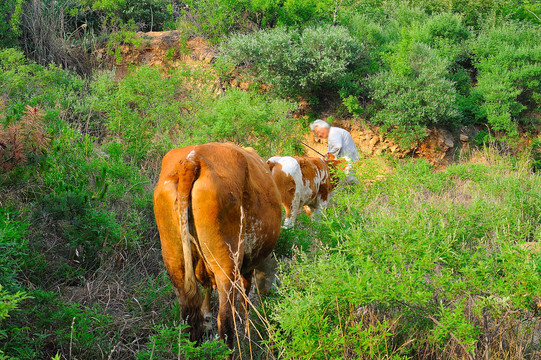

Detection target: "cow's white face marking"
[164, 180, 172, 185]
[187, 150, 196, 160]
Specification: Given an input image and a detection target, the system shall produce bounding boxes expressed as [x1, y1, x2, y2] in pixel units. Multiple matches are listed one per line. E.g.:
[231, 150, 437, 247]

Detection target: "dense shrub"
[195, 89, 302, 158]
[0, 48, 85, 122]
[419, 12, 469, 44]
[360, 10, 478, 144]
[140, 0, 541, 42]
[177, 0, 354, 41]
[471, 23, 541, 135]
[93, 66, 195, 161]
[0, 285, 28, 359]
[345, 14, 399, 73]
[178, 0, 251, 42]
[414, 0, 541, 26]
[369, 42, 459, 145]
[83, 0, 173, 30]
[93, 65, 300, 161]
[0, 0, 24, 48]
[257, 0, 350, 26]
[219, 25, 364, 96]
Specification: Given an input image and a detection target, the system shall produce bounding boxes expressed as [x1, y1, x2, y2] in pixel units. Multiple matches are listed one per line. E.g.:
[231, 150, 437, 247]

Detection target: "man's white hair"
[310, 119, 330, 131]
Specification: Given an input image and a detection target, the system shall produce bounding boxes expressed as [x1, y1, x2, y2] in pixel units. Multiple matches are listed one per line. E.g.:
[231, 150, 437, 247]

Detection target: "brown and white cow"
[153, 143, 282, 348]
[267, 155, 344, 228]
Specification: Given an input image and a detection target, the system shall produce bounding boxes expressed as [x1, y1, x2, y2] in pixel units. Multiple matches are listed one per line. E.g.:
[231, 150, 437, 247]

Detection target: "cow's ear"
[326, 153, 335, 161]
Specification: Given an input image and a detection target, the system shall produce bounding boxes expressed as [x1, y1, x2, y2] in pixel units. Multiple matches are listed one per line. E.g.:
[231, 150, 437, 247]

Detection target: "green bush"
[120, 0, 172, 30]
[35, 119, 154, 267]
[345, 13, 399, 73]
[369, 42, 459, 145]
[92, 65, 214, 162]
[177, 0, 354, 41]
[0, 0, 24, 48]
[219, 25, 364, 96]
[0, 48, 84, 124]
[84, 0, 173, 30]
[194, 89, 302, 158]
[105, 22, 142, 65]
[420, 12, 470, 45]
[94, 66, 185, 161]
[362, 9, 478, 144]
[471, 23, 541, 136]
[259, 0, 347, 26]
[415, 11, 470, 66]
[94, 65, 302, 161]
[413, 0, 541, 27]
[178, 0, 251, 42]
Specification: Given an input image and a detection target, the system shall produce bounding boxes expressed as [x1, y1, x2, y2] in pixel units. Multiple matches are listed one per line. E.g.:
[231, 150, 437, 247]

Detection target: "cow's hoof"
[203, 314, 213, 332]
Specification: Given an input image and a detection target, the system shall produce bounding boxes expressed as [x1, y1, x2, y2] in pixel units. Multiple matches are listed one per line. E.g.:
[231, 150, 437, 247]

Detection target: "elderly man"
[310, 119, 360, 185]
[310, 119, 360, 161]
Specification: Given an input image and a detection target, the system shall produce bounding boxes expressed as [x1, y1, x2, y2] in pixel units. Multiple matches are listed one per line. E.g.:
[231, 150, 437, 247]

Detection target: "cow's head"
[325, 153, 349, 189]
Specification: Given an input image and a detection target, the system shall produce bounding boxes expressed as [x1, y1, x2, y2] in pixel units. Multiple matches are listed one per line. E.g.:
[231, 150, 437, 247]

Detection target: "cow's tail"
[175, 153, 203, 339]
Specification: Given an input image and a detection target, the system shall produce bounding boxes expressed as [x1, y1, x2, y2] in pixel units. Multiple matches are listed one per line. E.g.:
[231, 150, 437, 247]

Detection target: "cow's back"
[294, 156, 331, 206]
[190, 143, 282, 271]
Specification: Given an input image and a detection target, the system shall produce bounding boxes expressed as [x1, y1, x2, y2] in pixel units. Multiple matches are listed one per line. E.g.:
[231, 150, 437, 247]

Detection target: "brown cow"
[153, 143, 282, 348]
[266, 154, 345, 228]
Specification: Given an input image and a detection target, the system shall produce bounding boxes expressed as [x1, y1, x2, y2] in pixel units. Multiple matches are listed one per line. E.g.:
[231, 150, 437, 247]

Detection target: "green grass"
[268, 149, 541, 359]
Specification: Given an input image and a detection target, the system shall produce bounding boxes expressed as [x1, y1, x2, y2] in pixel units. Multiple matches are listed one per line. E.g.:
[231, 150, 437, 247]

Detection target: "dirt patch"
[95, 31, 218, 79]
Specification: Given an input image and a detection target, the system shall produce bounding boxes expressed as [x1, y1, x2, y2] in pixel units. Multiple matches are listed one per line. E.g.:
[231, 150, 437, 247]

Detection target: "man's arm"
[327, 130, 343, 157]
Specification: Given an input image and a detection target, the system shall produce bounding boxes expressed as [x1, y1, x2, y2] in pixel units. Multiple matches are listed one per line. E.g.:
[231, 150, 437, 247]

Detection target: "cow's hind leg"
[162, 253, 203, 342]
[282, 202, 292, 228]
[241, 272, 254, 359]
[181, 288, 204, 343]
[287, 193, 301, 228]
[195, 259, 214, 332]
[240, 272, 253, 332]
[282, 185, 297, 228]
[215, 272, 236, 349]
[254, 255, 277, 296]
[201, 288, 213, 332]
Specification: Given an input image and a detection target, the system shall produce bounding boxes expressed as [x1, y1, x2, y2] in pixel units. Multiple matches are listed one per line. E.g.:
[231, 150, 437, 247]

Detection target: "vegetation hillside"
[1, 0, 540, 359]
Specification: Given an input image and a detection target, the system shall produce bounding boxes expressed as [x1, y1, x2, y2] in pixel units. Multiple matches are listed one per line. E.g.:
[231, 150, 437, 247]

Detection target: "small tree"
[219, 24, 364, 96]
